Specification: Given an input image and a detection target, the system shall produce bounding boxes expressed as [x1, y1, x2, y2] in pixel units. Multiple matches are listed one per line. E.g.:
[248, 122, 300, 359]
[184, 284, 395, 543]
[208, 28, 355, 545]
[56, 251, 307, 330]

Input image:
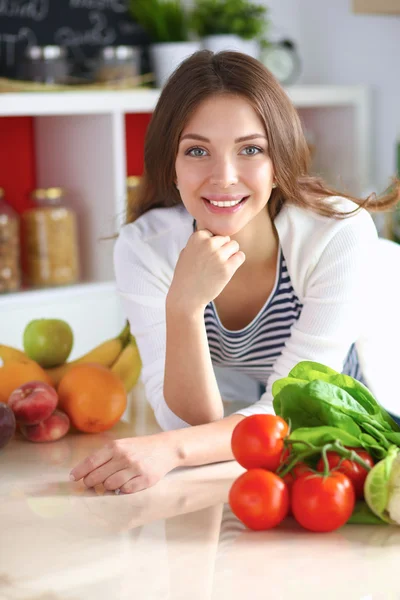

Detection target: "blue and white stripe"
[204, 247, 365, 386]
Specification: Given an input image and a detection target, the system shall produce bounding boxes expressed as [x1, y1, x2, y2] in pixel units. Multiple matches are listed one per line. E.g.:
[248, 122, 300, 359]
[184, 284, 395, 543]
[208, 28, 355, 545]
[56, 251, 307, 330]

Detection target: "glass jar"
[22, 188, 80, 288]
[0, 188, 21, 293]
[126, 176, 141, 222]
[95, 46, 141, 85]
[21, 46, 70, 84]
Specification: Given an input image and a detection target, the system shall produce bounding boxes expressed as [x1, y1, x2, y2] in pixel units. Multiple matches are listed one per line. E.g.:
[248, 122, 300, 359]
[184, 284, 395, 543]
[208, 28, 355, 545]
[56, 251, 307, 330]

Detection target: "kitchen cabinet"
[0, 86, 373, 354]
[353, 0, 400, 14]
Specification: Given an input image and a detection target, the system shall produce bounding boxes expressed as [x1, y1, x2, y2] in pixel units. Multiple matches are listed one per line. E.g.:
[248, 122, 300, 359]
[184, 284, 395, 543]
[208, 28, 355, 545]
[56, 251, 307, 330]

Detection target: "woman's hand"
[167, 229, 245, 312]
[69, 432, 179, 494]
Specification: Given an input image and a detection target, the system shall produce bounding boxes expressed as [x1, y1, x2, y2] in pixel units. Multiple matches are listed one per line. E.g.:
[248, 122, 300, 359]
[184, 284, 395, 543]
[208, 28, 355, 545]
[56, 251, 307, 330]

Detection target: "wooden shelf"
[0, 85, 370, 116]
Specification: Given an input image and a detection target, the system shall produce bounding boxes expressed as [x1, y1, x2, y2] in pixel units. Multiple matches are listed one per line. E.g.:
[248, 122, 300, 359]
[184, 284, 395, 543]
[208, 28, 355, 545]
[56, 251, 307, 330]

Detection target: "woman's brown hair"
[126, 50, 399, 224]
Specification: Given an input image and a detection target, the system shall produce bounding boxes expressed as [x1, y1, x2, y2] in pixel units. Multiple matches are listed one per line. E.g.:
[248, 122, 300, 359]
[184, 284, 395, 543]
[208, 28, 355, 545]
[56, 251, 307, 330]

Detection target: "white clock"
[260, 40, 301, 85]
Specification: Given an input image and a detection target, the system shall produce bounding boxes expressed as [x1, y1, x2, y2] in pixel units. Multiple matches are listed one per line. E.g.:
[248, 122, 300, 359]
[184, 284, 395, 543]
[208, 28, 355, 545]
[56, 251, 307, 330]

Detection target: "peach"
[20, 409, 70, 443]
[8, 380, 58, 425]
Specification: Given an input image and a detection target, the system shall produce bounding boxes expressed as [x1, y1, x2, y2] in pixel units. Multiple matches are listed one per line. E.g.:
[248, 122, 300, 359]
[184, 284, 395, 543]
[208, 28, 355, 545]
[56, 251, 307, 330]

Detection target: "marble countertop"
[1, 386, 399, 600]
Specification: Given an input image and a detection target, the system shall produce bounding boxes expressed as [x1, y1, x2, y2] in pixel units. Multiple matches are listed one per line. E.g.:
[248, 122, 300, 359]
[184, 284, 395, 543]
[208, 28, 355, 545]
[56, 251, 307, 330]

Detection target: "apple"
[20, 409, 70, 443]
[8, 380, 58, 425]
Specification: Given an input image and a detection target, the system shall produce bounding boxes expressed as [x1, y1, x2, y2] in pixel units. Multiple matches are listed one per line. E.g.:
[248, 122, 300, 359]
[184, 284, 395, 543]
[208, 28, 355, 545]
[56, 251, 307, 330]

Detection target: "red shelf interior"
[125, 113, 152, 177]
[0, 117, 36, 214]
[0, 113, 152, 216]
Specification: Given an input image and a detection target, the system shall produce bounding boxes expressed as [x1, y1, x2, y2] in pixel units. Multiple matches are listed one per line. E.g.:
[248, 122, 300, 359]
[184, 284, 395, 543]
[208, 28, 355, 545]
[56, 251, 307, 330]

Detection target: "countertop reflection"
[1, 384, 400, 600]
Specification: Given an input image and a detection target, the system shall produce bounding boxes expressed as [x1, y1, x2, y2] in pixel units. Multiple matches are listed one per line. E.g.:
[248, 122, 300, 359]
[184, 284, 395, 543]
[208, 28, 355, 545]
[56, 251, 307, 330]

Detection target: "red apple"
[20, 409, 70, 443]
[8, 380, 58, 425]
[0, 403, 16, 449]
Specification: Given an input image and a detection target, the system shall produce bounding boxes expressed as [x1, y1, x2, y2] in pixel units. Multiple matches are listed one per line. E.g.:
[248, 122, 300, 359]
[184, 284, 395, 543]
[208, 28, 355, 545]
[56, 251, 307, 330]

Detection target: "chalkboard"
[0, 0, 151, 79]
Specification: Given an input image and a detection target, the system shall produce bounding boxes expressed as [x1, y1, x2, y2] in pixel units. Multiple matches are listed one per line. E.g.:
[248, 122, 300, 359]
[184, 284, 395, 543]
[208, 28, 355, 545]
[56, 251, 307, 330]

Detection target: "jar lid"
[31, 188, 48, 200]
[25, 46, 67, 60]
[31, 187, 64, 202]
[101, 46, 138, 60]
[46, 187, 64, 200]
[127, 176, 141, 187]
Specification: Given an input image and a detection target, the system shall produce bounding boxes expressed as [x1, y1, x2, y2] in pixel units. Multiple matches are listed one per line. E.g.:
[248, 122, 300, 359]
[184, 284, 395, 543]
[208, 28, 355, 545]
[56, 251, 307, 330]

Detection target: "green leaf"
[347, 501, 388, 525]
[288, 426, 362, 449]
[271, 377, 307, 402]
[284, 360, 400, 433]
[190, 0, 269, 39]
[287, 360, 338, 380]
[129, 0, 190, 42]
[273, 380, 363, 437]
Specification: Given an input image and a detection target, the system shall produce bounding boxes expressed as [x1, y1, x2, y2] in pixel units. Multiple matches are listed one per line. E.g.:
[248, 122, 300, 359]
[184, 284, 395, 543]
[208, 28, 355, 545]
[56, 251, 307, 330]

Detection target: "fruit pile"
[229, 414, 376, 533]
[0, 318, 142, 449]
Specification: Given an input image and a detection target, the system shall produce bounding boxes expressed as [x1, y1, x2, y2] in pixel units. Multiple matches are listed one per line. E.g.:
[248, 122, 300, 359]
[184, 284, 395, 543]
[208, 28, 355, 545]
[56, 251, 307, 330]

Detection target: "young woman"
[69, 50, 399, 494]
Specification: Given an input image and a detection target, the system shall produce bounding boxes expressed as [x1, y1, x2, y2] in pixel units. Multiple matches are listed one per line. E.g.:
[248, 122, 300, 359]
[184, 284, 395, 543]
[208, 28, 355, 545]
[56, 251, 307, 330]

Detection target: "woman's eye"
[186, 147, 207, 157]
[241, 146, 263, 156]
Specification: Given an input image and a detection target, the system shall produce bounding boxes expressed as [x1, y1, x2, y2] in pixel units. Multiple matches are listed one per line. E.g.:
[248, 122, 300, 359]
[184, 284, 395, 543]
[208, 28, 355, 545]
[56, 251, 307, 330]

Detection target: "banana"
[111, 335, 142, 393]
[0, 344, 27, 364]
[45, 321, 131, 387]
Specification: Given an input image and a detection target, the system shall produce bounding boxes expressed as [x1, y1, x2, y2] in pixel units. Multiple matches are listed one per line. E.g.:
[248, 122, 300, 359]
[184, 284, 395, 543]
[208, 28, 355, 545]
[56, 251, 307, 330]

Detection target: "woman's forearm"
[166, 413, 246, 468]
[164, 301, 224, 425]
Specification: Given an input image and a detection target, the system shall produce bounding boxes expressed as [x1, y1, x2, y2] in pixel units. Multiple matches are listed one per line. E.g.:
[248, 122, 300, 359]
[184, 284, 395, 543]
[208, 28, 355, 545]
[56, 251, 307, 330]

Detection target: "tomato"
[316, 448, 374, 499]
[229, 469, 289, 530]
[291, 471, 355, 532]
[231, 414, 289, 471]
[292, 461, 313, 479]
[282, 471, 294, 491]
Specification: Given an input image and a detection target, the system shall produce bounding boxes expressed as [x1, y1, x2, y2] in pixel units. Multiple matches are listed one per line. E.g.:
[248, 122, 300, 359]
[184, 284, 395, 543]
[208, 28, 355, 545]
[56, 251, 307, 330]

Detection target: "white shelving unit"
[0, 85, 373, 352]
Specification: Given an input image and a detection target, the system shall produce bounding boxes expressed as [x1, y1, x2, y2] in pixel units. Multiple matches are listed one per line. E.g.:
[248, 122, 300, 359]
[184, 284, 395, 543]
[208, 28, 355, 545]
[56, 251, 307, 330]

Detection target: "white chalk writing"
[0, 0, 49, 21]
[54, 10, 115, 46]
[69, 0, 127, 12]
[0, 27, 37, 66]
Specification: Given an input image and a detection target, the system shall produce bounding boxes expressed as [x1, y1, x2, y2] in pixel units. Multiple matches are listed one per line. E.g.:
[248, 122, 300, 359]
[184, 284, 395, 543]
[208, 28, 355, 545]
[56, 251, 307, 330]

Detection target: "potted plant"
[191, 0, 269, 59]
[129, 0, 201, 88]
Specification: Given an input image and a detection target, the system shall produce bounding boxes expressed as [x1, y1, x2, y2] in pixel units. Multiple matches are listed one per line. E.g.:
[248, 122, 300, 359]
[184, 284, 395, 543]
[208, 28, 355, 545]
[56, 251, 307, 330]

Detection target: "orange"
[0, 359, 54, 404]
[57, 363, 127, 433]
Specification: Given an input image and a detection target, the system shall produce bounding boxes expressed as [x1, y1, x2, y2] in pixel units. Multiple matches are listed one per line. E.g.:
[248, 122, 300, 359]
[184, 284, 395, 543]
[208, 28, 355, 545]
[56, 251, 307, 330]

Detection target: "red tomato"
[316, 448, 374, 499]
[229, 469, 289, 531]
[282, 471, 294, 491]
[231, 414, 289, 471]
[291, 472, 355, 532]
[292, 462, 314, 479]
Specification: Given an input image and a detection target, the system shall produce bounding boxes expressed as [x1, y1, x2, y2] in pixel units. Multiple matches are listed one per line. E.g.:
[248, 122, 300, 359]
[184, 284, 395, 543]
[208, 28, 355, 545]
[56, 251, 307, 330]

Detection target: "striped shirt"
[203, 244, 365, 390]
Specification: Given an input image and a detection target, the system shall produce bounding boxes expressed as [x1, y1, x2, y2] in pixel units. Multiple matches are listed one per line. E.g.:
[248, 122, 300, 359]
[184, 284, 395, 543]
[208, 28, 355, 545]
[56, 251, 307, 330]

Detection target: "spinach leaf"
[271, 377, 307, 400]
[287, 361, 338, 380]
[385, 431, 400, 445]
[288, 426, 362, 449]
[347, 501, 388, 525]
[273, 381, 363, 437]
[274, 361, 400, 434]
[359, 433, 387, 459]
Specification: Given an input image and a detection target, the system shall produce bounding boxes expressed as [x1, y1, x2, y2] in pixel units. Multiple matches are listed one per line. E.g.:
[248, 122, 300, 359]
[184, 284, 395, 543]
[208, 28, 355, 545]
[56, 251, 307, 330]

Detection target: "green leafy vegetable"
[347, 501, 388, 525]
[364, 445, 400, 523]
[272, 361, 400, 460]
[288, 426, 362, 449]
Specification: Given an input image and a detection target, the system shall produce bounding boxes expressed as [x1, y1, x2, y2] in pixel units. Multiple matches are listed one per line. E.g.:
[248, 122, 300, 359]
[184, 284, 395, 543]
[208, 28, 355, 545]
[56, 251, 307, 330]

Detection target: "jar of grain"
[0, 188, 21, 293]
[126, 176, 141, 222]
[22, 188, 80, 288]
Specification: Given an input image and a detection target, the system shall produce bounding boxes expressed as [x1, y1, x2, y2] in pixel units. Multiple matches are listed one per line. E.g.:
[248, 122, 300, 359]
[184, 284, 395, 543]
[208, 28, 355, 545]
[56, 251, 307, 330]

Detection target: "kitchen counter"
[1, 385, 400, 600]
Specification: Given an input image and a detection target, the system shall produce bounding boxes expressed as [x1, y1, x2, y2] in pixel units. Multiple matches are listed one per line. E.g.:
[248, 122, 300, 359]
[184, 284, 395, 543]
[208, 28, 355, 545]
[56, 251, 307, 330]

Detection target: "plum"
[20, 409, 70, 443]
[8, 380, 58, 424]
[0, 403, 16, 449]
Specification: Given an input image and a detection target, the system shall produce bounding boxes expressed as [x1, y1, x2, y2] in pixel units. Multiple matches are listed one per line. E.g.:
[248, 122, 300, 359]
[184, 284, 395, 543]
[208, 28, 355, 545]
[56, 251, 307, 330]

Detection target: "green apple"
[23, 319, 74, 368]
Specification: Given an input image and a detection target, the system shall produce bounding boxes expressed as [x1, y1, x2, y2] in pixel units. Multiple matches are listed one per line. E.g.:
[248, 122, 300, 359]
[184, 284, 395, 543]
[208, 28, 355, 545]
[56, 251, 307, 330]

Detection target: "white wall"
[260, 0, 400, 193]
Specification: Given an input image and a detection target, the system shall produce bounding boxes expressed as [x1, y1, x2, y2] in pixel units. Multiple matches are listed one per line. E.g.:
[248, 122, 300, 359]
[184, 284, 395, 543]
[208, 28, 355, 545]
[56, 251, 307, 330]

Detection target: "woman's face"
[175, 94, 275, 236]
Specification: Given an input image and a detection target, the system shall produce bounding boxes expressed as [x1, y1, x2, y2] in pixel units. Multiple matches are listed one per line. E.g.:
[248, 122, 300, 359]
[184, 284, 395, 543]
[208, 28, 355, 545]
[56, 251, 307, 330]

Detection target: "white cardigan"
[114, 198, 400, 430]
